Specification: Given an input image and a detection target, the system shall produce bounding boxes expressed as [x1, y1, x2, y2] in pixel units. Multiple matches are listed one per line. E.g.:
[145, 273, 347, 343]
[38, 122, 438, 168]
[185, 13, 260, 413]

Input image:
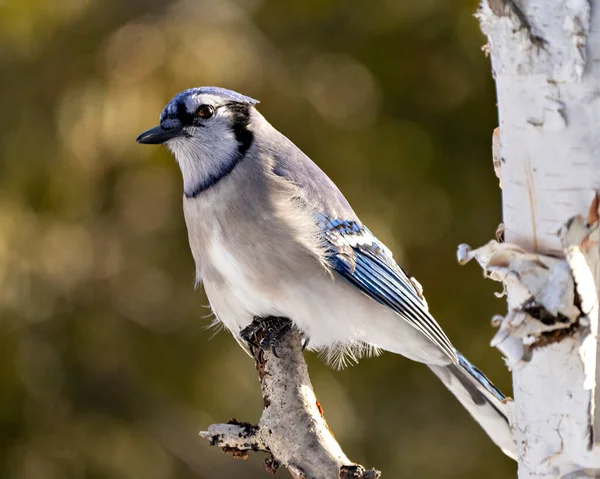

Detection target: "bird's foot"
[240, 316, 300, 362]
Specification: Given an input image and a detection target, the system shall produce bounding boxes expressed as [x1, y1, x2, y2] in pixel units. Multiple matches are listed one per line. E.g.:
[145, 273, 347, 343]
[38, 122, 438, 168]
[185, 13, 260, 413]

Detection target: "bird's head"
[136, 87, 259, 197]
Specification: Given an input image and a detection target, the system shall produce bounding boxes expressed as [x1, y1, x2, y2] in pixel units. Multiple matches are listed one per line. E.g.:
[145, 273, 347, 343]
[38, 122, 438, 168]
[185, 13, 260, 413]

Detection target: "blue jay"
[137, 87, 516, 459]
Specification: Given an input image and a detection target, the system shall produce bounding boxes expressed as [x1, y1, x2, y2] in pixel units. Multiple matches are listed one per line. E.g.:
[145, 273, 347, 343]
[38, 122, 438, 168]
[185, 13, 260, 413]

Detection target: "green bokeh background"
[0, 0, 515, 477]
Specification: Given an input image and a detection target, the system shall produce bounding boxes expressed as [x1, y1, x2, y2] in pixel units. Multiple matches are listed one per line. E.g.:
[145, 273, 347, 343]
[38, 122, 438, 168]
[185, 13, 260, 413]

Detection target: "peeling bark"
[471, 1, 600, 476]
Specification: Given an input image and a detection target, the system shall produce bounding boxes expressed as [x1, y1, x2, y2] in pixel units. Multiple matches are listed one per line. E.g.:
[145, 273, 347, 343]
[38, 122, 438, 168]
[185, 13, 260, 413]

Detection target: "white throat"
[167, 131, 239, 197]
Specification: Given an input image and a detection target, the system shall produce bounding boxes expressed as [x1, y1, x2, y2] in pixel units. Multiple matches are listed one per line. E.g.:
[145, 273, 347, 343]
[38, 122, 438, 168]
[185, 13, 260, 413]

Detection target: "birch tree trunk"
[465, 0, 600, 477]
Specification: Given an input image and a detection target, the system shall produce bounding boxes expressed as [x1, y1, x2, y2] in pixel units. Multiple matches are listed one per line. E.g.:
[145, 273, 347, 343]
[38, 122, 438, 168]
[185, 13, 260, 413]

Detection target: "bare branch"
[200, 331, 381, 479]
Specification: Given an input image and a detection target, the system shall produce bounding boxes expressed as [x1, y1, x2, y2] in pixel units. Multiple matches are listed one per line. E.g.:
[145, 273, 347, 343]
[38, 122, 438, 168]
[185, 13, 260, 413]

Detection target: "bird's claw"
[240, 316, 305, 363]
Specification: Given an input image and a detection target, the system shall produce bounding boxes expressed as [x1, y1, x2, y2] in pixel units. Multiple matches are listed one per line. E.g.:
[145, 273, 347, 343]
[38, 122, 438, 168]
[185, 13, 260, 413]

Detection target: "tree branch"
[200, 330, 381, 479]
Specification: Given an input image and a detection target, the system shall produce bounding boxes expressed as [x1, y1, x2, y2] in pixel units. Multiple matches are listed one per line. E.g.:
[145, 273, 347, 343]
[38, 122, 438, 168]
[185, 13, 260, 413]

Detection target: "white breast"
[201, 228, 284, 332]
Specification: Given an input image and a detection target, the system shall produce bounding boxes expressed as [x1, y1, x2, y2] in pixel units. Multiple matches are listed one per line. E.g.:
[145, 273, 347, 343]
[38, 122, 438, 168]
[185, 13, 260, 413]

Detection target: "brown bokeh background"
[0, 0, 515, 477]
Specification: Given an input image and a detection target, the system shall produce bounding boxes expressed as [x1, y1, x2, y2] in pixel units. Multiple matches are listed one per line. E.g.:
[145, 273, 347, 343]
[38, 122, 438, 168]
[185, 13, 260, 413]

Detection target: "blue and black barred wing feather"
[318, 215, 459, 363]
[317, 216, 517, 458]
[456, 354, 506, 403]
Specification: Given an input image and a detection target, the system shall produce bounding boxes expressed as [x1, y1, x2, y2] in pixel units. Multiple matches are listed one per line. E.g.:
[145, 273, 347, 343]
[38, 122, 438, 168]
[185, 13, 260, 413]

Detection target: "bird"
[136, 86, 516, 459]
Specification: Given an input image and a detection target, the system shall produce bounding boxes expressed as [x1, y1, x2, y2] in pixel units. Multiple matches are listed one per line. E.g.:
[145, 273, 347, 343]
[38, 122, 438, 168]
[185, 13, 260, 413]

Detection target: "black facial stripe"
[226, 102, 254, 156]
[184, 153, 241, 199]
[176, 101, 194, 125]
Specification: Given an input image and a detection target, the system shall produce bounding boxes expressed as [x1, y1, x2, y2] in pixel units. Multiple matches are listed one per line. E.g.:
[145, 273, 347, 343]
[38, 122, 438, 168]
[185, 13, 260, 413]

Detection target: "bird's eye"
[196, 104, 214, 119]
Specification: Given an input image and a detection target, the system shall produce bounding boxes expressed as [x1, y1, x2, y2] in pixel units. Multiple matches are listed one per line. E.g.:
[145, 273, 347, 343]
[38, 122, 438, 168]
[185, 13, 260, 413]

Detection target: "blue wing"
[318, 215, 458, 363]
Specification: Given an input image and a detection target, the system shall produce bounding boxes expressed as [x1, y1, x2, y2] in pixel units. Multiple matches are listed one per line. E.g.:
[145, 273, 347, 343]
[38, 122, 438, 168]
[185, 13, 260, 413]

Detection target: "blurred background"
[0, 0, 514, 477]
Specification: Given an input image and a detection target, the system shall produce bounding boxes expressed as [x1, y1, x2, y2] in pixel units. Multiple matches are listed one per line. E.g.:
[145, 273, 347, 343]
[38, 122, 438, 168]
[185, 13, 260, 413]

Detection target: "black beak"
[136, 125, 184, 144]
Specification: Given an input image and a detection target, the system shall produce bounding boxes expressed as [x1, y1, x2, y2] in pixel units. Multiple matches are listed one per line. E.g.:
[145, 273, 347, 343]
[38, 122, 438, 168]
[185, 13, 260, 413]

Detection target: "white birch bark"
[465, 0, 600, 477]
